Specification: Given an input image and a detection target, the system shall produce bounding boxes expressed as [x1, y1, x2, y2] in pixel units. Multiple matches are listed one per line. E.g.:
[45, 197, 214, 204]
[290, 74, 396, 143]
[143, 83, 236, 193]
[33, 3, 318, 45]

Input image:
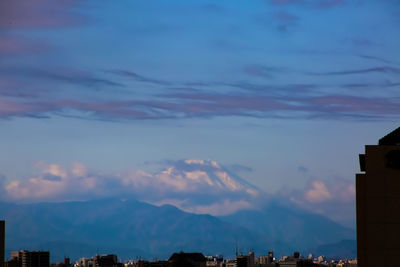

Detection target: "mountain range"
[0, 198, 355, 262]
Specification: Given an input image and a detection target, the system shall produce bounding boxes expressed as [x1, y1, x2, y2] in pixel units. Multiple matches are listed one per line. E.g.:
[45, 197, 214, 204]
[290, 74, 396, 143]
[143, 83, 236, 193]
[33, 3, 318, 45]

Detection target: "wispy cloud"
[269, 0, 302, 6]
[1, 67, 123, 88]
[1, 88, 399, 121]
[0, 99, 53, 118]
[243, 65, 289, 78]
[357, 54, 395, 65]
[268, 0, 346, 9]
[274, 11, 300, 31]
[108, 69, 171, 86]
[309, 66, 400, 76]
[164, 92, 400, 120]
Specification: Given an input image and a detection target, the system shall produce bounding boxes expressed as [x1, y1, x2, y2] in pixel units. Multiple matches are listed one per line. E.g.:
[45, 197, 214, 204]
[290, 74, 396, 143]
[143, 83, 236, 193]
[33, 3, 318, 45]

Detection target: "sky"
[0, 0, 399, 228]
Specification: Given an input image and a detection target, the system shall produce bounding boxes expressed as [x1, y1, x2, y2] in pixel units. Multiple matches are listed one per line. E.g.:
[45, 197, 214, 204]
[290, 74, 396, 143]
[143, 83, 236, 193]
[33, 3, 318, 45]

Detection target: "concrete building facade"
[356, 127, 400, 266]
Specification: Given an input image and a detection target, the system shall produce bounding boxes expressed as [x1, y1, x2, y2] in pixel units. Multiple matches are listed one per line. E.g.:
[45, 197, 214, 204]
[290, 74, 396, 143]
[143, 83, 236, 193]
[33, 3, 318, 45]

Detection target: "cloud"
[269, 0, 302, 5]
[309, 66, 400, 76]
[304, 180, 332, 203]
[268, 0, 345, 9]
[282, 178, 356, 226]
[2, 160, 358, 222]
[1, 90, 399, 121]
[200, 3, 225, 14]
[165, 92, 400, 120]
[297, 166, 308, 173]
[155, 199, 253, 216]
[108, 69, 171, 86]
[227, 164, 253, 173]
[0, 0, 85, 30]
[357, 54, 394, 65]
[0, 35, 50, 56]
[227, 81, 316, 95]
[352, 39, 374, 47]
[2, 159, 260, 216]
[243, 65, 288, 78]
[5, 162, 102, 201]
[314, 0, 344, 9]
[0, 0, 86, 56]
[1, 63, 399, 121]
[0, 99, 52, 118]
[274, 11, 300, 31]
[2, 67, 123, 88]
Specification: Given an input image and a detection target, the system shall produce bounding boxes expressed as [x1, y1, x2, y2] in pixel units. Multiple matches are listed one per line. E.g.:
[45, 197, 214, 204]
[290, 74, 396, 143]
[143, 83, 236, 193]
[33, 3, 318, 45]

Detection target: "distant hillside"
[219, 200, 355, 252]
[0, 199, 271, 261]
[311, 239, 357, 259]
[0, 199, 355, 262]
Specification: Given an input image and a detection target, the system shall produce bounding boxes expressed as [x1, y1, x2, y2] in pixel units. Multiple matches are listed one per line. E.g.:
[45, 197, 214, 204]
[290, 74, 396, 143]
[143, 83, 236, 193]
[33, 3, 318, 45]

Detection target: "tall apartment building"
[356, 127, 400, 266]
[0, 221, 4, 267]
[7, 251, 49, 267]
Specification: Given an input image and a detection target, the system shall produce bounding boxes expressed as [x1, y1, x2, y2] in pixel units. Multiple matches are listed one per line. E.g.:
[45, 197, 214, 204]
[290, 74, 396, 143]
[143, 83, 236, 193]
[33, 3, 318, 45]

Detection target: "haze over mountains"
[1, 198, 355, 261]
[1, 159, 356, 261]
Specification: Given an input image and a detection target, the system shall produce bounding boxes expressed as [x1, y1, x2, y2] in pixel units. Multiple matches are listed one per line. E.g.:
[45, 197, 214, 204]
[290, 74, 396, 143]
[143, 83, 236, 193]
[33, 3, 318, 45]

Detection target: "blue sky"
[1, 0, 399, 227]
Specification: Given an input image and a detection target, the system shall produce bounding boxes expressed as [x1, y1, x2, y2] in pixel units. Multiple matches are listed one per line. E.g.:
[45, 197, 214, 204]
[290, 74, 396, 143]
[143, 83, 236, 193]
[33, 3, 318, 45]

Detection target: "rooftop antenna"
[235, 240, 238, 257]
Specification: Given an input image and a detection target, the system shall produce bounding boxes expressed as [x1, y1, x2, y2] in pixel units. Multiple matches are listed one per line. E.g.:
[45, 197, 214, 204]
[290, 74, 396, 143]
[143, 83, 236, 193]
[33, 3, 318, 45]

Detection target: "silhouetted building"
[5, 252, 20, 267]
[278, 253, 315, 267]
[8, 251, 49, 267]
[51, 258, 71, 267]
[135, 260, 168, 267]
[75, 258, 93, 267]
[236, 256, 247, 267]
[278, 258, 314, 267]
[93, 255, 122, 267]
[168, 252, 206, 267]
[356, 127, 400, 267]
[205, 255, 223, 267]
[257, 252, 275, 266]
[0, 221, 4, 267]
[235, 252, 256, 267]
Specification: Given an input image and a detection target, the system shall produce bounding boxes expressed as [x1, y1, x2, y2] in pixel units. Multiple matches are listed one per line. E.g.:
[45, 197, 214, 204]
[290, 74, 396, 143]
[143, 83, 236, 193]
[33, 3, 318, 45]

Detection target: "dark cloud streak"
[309, 66, 400, 76]
[108, 69, 171, 86]
[357, 54, 395, 65]
[268, 0, 346, 9]
[1, 67, 124, 88]
[1, 88, 399, 121]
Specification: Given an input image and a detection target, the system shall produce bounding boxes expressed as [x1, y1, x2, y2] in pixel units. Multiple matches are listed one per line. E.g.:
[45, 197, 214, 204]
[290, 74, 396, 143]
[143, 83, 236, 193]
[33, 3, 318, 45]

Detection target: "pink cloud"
[0, 99, 51, 117]
[282, 178, 356, 226]
[0, 0, 85, 56]
[5, 162, 105, 201]
[304, 180, 332, 203]
[2, 160, 259, 215]
[292, 179, 355, 205]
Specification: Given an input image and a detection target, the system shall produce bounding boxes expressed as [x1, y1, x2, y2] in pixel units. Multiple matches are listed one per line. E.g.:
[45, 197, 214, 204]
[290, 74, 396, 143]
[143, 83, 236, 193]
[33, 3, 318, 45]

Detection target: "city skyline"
[1, 0, 400, 230]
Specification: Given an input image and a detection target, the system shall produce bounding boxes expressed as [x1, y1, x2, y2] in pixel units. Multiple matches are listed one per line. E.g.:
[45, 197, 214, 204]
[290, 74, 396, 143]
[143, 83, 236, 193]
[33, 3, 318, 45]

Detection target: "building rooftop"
[379, 127, 400, 145]
[169, 252, 206, 262]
